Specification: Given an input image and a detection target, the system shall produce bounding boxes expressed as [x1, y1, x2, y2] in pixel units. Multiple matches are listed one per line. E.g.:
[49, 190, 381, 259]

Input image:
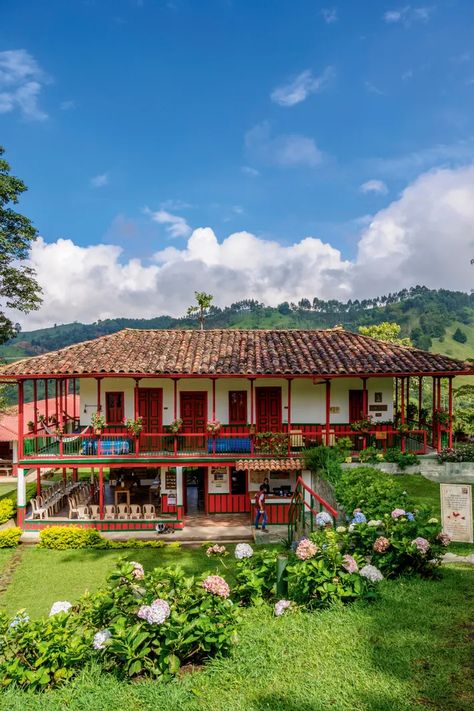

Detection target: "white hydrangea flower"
[359, 565, 384, 583]
[274, 600, 291, 617]
[428, 517, 439, 524]
[235, 543, 254, 559]
[348, 524, 355, 532]
[368, 520, 382, 527]
[49, 601, 72, 616]
[315, 511, 333, 527]
[93, 629, 111, 650]
[336, 525, 347, 533]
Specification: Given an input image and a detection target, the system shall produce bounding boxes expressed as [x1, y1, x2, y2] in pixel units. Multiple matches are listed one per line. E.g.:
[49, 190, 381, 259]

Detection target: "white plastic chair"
[104, 505, 116, 519]
[116, 504, 130, 520]
[129, 504, 142, 520]
[142, 504, 156, 519]
[89, 505, 101, 520]
[76, 505, 90, 520]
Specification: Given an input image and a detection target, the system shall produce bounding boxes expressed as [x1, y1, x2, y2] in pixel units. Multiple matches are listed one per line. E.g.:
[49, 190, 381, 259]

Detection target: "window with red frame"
[228, 391, 247, 425]
[106, 392, 124, 425]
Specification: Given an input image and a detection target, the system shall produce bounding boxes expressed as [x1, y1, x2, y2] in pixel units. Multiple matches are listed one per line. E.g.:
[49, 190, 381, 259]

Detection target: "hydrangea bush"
[0, 560, 238, 690]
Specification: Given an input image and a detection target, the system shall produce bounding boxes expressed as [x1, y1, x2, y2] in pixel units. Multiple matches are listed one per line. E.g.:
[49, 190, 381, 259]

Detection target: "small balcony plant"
[26, 420, 35, 433]
[91, 412, 107, 435]
[125, 416, 143, 437]
[206, 419, 221, 435]
[169, 418, 183, 433]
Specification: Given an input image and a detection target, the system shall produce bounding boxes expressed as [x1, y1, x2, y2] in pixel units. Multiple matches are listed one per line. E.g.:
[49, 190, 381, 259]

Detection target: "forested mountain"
[1, 286, 473, 367]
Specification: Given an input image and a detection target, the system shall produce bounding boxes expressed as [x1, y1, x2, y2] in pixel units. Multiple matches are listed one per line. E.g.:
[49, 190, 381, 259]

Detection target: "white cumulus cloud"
[321, 8, 338, 24]
[148, 209, 192, 238]
[90, 173, 109, 188]
[271, 67, 335, 107]
[360, 179, 388, 195]
[11, 164, 474, 329]
[0, 49, 49, 120]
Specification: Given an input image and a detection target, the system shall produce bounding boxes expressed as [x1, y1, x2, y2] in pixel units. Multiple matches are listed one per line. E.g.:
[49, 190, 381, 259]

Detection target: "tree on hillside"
[0, 146, 42, 344]
[358, 322, 412, 346]
[452, 327, 467, 344]
[187, 292, 214, 330]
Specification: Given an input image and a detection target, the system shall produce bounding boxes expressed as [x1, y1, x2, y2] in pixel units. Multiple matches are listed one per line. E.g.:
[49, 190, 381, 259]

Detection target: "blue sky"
[1, 1, 474, 327]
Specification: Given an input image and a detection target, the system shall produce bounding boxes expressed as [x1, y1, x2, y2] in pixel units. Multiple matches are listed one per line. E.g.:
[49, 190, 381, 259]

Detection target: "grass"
[0, 544, 244, 618]
[0, 563, 472, 711]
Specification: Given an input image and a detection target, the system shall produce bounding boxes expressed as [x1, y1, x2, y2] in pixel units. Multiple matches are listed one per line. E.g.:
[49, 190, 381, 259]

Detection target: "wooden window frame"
[105, 391, 125, 425]
[228, 390, 247, 425]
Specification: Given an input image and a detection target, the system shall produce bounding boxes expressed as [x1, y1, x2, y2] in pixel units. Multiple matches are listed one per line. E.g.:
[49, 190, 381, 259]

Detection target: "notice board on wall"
[208, 466, 229, 494]
[165, 470, 176, 490]
[441, 483, 473, 543]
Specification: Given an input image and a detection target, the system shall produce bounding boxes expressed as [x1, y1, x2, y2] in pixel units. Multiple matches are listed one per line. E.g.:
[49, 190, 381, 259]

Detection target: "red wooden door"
[349, 390, 364, 423]
[180, 392, 207, 451]
[138, 389, 163, 432]
[256, 387, 282, 432]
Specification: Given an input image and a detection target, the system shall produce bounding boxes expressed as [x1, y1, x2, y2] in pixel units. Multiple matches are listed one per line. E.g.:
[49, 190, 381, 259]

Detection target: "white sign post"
[440, 484, 473, 543]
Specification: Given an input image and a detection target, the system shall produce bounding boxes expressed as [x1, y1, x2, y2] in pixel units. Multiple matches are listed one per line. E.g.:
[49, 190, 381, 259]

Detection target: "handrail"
[292, 475, 338, 518]
[287, 475, 338, 545]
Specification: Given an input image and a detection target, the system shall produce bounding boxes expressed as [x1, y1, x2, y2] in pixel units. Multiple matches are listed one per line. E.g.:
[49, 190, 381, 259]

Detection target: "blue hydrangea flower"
[406, 512, 415, 521]
[351, 511, 367, 524]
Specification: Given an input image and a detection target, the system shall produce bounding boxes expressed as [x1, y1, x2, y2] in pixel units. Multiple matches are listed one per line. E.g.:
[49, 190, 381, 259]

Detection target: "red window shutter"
[106, 392, 124, 424]
[229, 391, 247, 425]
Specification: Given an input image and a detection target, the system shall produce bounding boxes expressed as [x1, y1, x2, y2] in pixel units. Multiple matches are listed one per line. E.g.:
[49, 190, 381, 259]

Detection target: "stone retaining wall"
[341, 459, 474, 483]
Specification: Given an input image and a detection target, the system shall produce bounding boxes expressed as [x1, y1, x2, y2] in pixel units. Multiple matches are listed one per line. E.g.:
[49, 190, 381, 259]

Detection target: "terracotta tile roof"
[235, 458, 304, 471]
[0, 328, 471, 377]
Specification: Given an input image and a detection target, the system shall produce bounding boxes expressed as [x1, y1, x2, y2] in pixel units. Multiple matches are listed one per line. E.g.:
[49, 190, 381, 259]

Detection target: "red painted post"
[212, 377, 216, 420]
[55, 379, 59, 423]
[418, 376, 423, 425]
[44, 379, 49, 424]
[96, 377, 102, 412]
[62, 468, 67, 484]
[432, 377, 437, 447]
[400, 377, 406, 453]
[448, 376, 453, 449]
[394, 377, 399, 422]
[406, 377, 410, 423]
[18, 380, 24, 460]
[325, 379, 331, 446]
[73, 378, 77, 424]
[99, 466, 104, 519]
[36, 467, 41, 497]
[287, 378, 292, 454]
[33, 379, 38, 434]
[249, 378, 255, 454]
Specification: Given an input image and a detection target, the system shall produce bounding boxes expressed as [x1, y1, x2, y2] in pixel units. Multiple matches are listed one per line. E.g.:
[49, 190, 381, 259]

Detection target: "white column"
[175, 466, 183, 506]
[17, 467, 26, 507]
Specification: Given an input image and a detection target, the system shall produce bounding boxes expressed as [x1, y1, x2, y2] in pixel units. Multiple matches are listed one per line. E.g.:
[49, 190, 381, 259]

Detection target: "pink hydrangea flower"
[274, 600, 292, 617]
[437, 532, 451, 547]
[373, 536, 390, 553]
[130, 561, 145, 580]
[411, 537, 430, 555]
[341, 554, 358, 574]
[202, 574, 230, 598]
[295, 539, 318, 561]
[137, 598, 170, 625]
[391, 508, 406, 519]
[206, 544, 226, 557]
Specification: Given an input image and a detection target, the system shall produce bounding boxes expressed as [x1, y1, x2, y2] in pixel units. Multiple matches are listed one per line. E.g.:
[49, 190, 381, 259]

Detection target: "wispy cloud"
[368, 137, 474, 177]
[364, 81, 385, 96]
[0, 49, 49, 120]
[245, 122, 323, 168]
[321, 7, 338, 24]
[271, 67, 335, 107]
[60, 99, 76, 111]
[450, 51, 471, 64]
[384, 6, 433, 26]
[90, 173, 109, 188]
[148, 208, 192, 238]
[360, 179, 388, 195]
[241, 165, 260, 177]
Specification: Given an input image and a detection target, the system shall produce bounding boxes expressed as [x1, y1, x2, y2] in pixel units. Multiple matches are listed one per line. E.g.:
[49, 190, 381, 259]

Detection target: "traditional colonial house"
[0, 328, 471, 532]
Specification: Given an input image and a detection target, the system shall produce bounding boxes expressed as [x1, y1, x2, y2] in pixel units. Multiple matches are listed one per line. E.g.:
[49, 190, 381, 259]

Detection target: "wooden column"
[287, 378, 292, 431]
[400, 376, 406, 453]
[361, 377, 368, 419]
[33, 379, 38, 434]
[448, 376, 453, 449]
[212, 378, 216, 420]
[36, 467, 41, 497]
[325, 379, 331, 446]
[58, 379, 64, 429]
[432, 377, 437, 447]
[44, 379, 49, 424]
[418, 376, 423, 425]
[395, 377, 399, 423]
[55, 379, 59, 423]
[406, 376, 410, 422]
[99, 466, 104, 519]
[249, 378, 255, 426]
[72, 378, 77, 424]
[18, 380, 24, 459]
[172, 378, 178, 420]
[134, 378, 141, 419]
[96, 377, 102, 413]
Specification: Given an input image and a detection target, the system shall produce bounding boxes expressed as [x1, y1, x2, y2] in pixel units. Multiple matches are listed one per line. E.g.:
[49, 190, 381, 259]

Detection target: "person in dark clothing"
[254, 484, 268, 531]
[262, 477, 270, 495]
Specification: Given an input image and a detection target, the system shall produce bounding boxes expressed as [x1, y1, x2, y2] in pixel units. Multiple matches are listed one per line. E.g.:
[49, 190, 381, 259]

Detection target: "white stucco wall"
[79, 376, 394, 427]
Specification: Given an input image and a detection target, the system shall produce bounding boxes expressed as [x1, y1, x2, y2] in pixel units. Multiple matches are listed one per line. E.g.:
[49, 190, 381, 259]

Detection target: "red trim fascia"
[3, 369, 473, 381]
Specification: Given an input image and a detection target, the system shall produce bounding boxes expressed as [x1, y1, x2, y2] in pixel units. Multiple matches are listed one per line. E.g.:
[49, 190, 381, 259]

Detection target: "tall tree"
[358, 322, 412, 346]
[0, 146, 42, 344]
[187, 291, 213, 330]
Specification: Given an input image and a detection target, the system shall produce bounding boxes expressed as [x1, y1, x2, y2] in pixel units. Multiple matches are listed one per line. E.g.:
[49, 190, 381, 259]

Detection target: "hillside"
[1, 288, 473, 396]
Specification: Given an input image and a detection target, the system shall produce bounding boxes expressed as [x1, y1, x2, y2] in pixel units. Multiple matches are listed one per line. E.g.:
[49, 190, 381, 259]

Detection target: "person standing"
[254, 483, 268, 532]
[262, 477, 270, 495]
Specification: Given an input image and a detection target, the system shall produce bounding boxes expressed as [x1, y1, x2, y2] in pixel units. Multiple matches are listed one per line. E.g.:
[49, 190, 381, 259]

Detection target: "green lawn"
[0, 562, 472, 711]
[0, 545, 243, 618]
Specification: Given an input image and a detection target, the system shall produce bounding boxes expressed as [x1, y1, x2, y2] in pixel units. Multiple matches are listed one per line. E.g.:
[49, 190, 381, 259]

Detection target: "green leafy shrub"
[383, 448, 419, 469]
[234, 548, 279, 605]
[0, 499, 14, 525]
[334, 466, 411, 518]
[438, 445, 474, 463]
[358, 446, 384, 464]
[304, 446, 343, 484]
[286, 533, 379, 609]
[38, 526, 169, 550]
[0, 527, 22, 548]
[326, 508, 446, 578]
[0, 562, 238, 690]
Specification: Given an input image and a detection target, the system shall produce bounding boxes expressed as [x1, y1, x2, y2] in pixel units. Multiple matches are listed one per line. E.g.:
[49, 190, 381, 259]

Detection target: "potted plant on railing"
[169, 418, 183, 434]
[434, 410, 451, 428]
[125, 416, 143, 437]
[255, 432, 290, 456]
[350, 418, 373, 434]
[27, 420, 35, 433]
[54, 424, 65, 437]
[206, 420, 222, 435]
[91, 412, 107, 435]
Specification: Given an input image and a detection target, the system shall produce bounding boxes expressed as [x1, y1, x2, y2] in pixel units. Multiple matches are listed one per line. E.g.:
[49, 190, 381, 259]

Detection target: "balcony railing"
[21, 425, 428, 459]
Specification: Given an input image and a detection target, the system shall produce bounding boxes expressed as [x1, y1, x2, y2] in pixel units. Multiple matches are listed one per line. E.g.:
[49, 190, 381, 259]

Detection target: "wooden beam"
[448, 376, 453, 449]
[18, 380, 24, 460]
[325, 379, 331, 446]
